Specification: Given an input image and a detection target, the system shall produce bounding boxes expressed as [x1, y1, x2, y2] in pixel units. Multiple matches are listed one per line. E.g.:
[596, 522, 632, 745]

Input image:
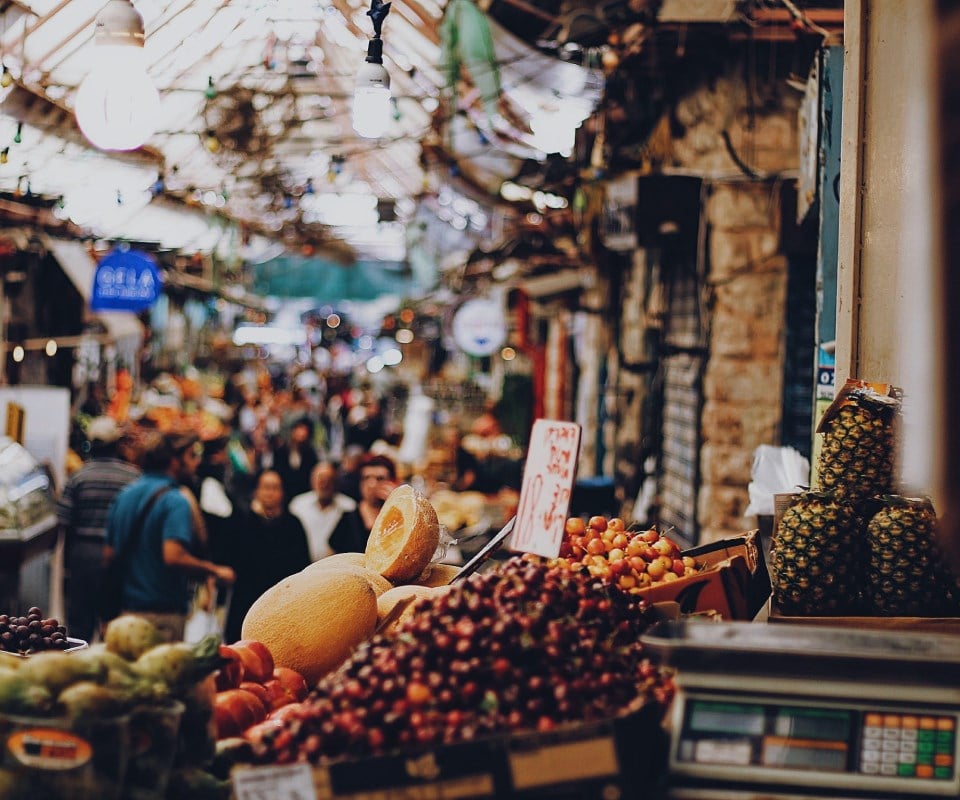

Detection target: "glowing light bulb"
[353, 86, 391, 138]
[45, 340, 58, 357]
[352, 59, 391, 139]
[75, 1, 160, 151]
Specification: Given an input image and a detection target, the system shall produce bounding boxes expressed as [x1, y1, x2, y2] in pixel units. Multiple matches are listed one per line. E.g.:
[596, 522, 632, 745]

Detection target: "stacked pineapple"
[770, 385, 957, 617]
[815, 390, 898, 508]
[770, 491, 862, 614]
[866, 496, 958, 616]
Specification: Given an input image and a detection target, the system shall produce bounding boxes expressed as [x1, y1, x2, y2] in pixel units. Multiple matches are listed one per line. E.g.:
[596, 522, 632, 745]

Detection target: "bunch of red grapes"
[257, 556, 674, 765]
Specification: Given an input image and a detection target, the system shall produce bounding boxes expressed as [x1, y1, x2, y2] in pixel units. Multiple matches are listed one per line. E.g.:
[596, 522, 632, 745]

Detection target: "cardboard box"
[635, 531, 770, 620]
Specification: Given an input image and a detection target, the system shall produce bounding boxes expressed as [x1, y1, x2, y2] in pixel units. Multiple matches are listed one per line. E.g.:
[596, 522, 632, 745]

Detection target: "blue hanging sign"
[90, 248, 162, 312]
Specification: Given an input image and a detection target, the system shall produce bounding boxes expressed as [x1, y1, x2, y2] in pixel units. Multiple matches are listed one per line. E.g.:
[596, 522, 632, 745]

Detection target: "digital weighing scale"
[641, 621, 960, 800]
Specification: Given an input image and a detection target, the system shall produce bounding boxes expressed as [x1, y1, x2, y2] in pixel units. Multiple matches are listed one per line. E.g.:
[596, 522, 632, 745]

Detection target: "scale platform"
[641, 621, 960, 800]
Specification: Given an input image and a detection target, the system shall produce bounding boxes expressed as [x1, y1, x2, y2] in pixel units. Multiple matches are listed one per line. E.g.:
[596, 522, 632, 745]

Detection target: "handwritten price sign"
[509, 419, 582, 558]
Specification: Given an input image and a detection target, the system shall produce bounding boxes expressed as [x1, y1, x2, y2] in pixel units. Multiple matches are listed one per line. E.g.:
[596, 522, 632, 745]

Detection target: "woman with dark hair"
[328, 454, 397, 553]
[221, 470, 310, 642]
[272, 417, 319, 501]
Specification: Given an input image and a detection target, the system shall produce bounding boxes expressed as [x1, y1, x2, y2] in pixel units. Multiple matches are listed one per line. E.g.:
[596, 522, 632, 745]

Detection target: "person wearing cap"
[56, 417, 141, 642]
[105, 431, 235, 642]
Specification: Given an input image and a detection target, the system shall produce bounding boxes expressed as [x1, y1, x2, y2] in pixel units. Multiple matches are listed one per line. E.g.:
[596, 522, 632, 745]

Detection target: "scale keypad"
[860, 713, 955, 779]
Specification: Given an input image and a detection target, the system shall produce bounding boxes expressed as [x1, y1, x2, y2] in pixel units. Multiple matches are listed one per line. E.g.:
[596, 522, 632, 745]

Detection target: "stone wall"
[673, 72, 797, 543]
[608, 65, 799, 542]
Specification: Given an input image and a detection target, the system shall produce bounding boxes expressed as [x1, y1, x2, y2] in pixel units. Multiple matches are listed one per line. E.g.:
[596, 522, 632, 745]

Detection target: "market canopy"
[0, 0, 607, 260]
[252, 256, 416, 303]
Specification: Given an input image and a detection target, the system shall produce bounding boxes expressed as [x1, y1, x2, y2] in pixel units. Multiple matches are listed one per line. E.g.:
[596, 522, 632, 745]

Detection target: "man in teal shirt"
[105, 431, 235, 641]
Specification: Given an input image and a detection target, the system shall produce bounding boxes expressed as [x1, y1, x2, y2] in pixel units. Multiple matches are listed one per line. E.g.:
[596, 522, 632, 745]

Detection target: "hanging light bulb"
[352, 0, 392, 139]
[0, 65, 12, 90]
[12, 123, 21, 145]
[45, 340, 58, 357]
[75, 0, 161, 151]
[0, 148, 7, 166]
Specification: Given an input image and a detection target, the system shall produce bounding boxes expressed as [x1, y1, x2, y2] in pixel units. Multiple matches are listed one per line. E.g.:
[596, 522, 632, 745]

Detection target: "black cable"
[720, 128, 761, 180]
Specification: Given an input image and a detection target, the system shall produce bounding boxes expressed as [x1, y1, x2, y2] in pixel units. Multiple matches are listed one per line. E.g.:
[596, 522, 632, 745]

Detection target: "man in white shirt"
[289, 462, 357, 561]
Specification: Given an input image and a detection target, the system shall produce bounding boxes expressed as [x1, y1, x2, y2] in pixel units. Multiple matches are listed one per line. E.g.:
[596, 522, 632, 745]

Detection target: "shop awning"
[43, 236, 145, 344]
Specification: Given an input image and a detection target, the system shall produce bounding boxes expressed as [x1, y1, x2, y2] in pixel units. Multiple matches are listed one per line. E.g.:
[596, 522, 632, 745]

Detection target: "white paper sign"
[233, 764, 317, 800]
[509, 419, 581, 558]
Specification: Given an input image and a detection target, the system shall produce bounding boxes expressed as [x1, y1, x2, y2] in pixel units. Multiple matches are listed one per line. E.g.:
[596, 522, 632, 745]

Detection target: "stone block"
[709, 229, 780, 280]
[697, 525, 746, 546]
[703, 357, 781, 404]
[713, 267, 787, 319]
[726, 112, 798, 162]
[711, 315, 755, 358]
[740, 405, 782, 451]
[707, 184, 777, 229]
[697, 484, 749, 532]
[701, 402, 744, 445]
[700, 443, 754, 486]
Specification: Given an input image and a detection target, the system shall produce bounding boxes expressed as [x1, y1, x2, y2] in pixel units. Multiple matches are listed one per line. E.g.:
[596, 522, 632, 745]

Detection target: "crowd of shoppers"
[54, 362, 519, 643]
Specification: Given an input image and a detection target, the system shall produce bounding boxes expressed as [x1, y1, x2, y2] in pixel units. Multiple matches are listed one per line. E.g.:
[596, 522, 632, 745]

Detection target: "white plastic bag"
[744, 445, 810, 517]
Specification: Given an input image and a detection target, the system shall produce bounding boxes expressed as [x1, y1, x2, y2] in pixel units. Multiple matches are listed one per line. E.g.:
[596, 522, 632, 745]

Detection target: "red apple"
[263, 679, 296, 710]
[240, 681, 271, 708]
[267, 702, 303, 723]
[243, 717, 285, 745]
[230, 639, 275, 683]
[272, 667, 309, 702]
[215, 645, 245, 691]
[214, 689, 267, 739]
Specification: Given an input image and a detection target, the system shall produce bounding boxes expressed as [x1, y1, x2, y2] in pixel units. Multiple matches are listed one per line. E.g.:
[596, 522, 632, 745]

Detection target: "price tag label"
[233, 763, 317, 800]
[509, 419, 581, 558]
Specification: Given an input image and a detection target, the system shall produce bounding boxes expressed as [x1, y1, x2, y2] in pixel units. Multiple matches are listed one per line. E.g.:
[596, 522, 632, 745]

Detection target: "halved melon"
[364, 485, 440, 583]
[414, 562, 461, 587]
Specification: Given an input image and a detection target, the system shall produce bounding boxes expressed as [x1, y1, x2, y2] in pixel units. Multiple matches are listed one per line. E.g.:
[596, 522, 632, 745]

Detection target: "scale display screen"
[677, 698, 958, 783]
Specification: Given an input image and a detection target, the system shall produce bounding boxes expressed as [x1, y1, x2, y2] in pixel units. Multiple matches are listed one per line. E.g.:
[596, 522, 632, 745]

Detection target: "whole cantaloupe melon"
[365, 485, 440, 583]
[241, 571, 377, 685]
[302, 556, 393, 596]
[414, 563, 460, 588]
[375, 585, 448, 633]
[306, 552, 367, 571]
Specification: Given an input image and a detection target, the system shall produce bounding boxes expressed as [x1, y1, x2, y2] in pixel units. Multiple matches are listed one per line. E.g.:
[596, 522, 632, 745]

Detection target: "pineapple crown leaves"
[816, 381, 902, 432]
[794, 489, 853, 504]
[876, 494, 936, 512]
[848, 388, 901, 419]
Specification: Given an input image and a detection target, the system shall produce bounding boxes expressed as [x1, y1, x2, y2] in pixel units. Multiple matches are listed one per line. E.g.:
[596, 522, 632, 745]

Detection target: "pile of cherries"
[0, 607, 70, 654]
[257, 555, 674, 765]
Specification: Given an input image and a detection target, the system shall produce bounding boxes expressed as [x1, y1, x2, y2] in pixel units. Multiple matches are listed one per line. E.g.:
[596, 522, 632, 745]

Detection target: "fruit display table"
[0, 514, 58, 613]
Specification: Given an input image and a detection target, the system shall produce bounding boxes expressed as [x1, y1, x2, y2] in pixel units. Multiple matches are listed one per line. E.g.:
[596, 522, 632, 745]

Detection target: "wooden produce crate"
[234, 705, 668, 799]
[635, 531, 770, 621]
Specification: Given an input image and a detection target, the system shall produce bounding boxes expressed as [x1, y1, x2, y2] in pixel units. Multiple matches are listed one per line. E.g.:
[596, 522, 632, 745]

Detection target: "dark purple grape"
[15, 625, 28, 638]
